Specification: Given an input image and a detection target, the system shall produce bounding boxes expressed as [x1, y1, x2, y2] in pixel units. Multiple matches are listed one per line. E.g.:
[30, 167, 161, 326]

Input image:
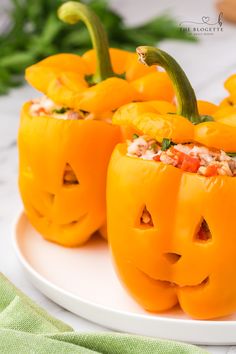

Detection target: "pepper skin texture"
[113, 101, 236, 152]
[218, 74, 236, 110]
[197, 100, 218, 115]
[216, 74, 236, 129]
[21, 50, 173, 246]
[107, 144, 236, 319]
[18, 103, 121, 246]
[25, 49, 174, 113]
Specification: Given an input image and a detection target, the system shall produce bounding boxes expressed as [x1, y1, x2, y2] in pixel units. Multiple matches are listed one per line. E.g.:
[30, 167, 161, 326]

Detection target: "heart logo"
[202, 16, 210, 23]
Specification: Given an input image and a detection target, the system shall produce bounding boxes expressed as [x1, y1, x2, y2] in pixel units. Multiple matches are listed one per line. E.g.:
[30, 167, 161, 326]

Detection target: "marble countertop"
[1, 0, 236, 353]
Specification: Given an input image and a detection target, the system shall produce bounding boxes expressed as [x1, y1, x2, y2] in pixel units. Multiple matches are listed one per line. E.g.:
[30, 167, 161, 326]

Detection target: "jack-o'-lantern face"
[18, 103, 121, 246]
[107, 144, 236, 319]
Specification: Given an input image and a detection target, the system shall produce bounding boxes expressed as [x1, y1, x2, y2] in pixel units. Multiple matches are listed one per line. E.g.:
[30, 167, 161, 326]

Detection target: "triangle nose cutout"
[63, 163, 79, 185]
[164, 253, 182, 264]
[196, 219, 212, 241]
[140, 205, 153, 227]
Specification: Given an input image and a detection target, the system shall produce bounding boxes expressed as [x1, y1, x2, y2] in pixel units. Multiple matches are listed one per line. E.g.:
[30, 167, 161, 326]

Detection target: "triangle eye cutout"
[195, 219, 212, 242]
[63, 163, 79, 186]
[140, 205, 154, 227]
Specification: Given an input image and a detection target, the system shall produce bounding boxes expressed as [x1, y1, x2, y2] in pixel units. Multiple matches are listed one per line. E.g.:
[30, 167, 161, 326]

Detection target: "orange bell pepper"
[25, 4, 174, 114]
[107, 46, 236, 319]
[19, 0, 176, 247]
[20, 0, 173, 247]
[221, 74, 236, 106]
[113, 47, 236, 152]
[213, 74, 236, 131]
[19, 102, 120, 246]
[19, 1, 140, 247]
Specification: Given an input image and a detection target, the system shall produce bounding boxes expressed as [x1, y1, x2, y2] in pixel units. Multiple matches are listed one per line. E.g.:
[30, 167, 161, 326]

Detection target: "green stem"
[136, 46, 201, 124]
[58, 1, 114, 83]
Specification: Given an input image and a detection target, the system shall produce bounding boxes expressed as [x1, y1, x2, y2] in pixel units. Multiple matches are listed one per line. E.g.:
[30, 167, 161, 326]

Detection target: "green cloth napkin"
[0, 273, 209, 354]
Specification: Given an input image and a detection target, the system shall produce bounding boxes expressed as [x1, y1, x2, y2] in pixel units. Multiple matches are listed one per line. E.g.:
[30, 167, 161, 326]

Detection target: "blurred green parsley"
[0, 0, 196, 94]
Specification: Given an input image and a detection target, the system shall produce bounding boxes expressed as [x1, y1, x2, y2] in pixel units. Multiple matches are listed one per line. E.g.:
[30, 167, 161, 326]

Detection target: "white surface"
[1, 0, 236, 353]
[13, 212, 236, 346]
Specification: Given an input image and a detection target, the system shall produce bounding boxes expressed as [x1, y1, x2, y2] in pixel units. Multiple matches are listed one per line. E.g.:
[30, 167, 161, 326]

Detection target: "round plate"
[13, 212, 236, 345]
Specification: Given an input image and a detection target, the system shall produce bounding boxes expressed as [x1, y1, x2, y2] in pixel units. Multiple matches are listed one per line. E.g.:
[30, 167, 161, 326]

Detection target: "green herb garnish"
[161, 138, 173, 151]
[150, 143, 158, 150]
[227, 152, 236, 158]
[0, 0, 196, 95]
[132, 133, 139, 139]
[53, 107, 69, 114]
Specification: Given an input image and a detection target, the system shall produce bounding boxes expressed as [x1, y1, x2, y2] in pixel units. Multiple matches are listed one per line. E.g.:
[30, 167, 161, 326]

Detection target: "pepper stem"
[58, 1, 114, 83]
[136, 46, 201, 124]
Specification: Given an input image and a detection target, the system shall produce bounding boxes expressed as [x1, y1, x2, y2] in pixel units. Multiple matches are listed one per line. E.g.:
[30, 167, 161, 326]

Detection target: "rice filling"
[30, 96, 90, 120]
[127, 135, 236, 177]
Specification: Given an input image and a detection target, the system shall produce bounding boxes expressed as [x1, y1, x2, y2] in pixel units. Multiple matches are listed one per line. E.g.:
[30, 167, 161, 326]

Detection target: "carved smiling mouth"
[60, 212, 89, 229]
[135, 266, 209, 289]
[31, 204, 89, 228]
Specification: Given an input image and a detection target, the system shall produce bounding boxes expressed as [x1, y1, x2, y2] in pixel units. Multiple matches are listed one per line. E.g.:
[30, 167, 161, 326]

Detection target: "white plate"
[13, 212, 236, 345]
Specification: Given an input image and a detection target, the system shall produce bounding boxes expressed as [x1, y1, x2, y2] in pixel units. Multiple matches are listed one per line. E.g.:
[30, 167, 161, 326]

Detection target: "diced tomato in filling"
[153, 149, 201, 172]
[172, 148, 200, 172]
[153, 155, 161, 162]
[128, 137, 236, 177]
[180, 154, 200, 173]
[205, 164, 218, 177]
[37, 107, 46, 114]
[172, 148, 185, 165]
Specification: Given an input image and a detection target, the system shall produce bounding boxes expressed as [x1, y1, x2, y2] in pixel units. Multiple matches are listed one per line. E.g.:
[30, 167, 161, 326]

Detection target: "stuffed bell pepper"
[18, 2, 174, 247]
[107, 46, 236, 319]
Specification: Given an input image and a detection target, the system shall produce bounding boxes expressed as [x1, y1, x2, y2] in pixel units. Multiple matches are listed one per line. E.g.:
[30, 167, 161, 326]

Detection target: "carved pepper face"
[19, 103, 121, 246]
[107, 144, 236, 319]
[18, 4, 174, 247]
[107, 46, 236, 319]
